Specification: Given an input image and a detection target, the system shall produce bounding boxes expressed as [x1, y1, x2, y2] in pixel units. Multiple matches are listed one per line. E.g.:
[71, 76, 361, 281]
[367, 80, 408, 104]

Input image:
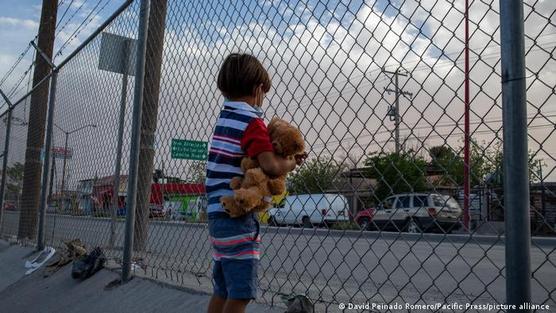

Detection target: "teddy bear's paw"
[268, 179, 286, 195]
[241, 157, 260, 171]
[229, 177, 243, 190]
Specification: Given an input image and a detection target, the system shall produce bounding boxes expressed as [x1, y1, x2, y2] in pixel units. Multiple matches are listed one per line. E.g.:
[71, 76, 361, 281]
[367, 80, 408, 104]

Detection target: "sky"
[0, 0, 126, 102]
[0, 0, 555, 193]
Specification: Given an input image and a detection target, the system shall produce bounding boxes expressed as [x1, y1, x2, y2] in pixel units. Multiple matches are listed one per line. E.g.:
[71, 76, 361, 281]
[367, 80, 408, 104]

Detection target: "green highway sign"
[171, 139, 208, 160]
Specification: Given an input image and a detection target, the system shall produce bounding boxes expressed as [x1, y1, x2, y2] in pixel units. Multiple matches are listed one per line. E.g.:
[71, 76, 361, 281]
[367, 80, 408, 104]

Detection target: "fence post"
[110, 39, 130, 249]
[37, 70, 58, 251]
[122, 0, 150, 282]
[500, 0, 531, 311]
[0, 90, 13, 235]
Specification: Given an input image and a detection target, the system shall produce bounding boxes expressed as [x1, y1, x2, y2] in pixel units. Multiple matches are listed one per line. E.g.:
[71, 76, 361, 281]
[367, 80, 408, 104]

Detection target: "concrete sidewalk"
[0, 241, 283, 313]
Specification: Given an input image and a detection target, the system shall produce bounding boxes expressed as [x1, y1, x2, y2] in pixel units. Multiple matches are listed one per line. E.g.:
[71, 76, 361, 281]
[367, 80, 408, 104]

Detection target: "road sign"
[98, 32, 137, 75]
[171, 139, 208, 160]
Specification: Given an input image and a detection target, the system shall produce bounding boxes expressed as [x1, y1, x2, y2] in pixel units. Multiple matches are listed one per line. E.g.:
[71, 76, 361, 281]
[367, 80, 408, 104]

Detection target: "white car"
[268, 194, 350, 228]
[355, 193, 462, 233]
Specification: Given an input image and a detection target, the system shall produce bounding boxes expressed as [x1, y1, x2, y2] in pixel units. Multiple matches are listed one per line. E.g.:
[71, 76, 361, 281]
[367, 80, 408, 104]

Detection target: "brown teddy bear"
[220, 118, 305, 217]
[219, 161, 279, 217]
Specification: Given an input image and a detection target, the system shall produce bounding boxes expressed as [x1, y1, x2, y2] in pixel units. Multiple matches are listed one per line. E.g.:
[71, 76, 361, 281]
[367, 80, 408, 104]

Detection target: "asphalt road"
[2, 211, 555, 313]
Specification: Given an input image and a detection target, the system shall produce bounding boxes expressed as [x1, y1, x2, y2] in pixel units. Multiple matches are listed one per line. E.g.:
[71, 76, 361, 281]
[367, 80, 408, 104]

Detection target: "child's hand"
[294, 152, 308, 166]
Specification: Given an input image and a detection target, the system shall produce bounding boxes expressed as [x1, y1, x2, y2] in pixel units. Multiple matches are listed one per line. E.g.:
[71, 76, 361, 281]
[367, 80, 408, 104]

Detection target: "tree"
[428, 141, 542, 188]
[363, 151, 428, 201]
[429, 146, 464, 186]
[287, 156, 346, 194]
[188, 161, 206, 183]
[6, 162, 24, 196]
[476, 141, 542, 187]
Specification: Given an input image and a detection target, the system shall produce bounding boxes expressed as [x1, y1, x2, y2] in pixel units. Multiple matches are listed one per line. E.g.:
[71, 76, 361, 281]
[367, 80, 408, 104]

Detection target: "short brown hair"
[217, 53, 271, 99]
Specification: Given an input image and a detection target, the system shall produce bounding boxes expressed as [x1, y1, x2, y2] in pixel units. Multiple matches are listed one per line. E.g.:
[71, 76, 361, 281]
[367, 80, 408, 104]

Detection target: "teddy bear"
[219, 162, 277, 217]
[220, 117, 305, 218]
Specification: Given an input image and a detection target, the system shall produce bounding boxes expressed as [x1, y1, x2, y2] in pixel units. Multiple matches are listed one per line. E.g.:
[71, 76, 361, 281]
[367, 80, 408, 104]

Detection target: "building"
[329, 168, 376, 217]
[76, 174, 205, 219]
[530, 182, 556, 234]
[76, 178, 95, 214]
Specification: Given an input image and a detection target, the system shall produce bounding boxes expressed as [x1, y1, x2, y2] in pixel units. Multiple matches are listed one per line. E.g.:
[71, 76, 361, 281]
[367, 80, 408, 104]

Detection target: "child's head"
[217, 53, 271, 107]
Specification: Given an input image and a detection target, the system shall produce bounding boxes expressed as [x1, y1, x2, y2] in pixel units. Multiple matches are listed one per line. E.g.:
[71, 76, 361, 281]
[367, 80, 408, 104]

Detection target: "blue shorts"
[208, 212, 260, 300]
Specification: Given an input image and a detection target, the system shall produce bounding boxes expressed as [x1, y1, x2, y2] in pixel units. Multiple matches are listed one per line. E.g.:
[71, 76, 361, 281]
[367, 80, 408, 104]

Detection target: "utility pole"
[134, 0, 168, 252]
[383, 67, 412, 154]
[18, 0, 57, 240]
[0, 90, 13, 234]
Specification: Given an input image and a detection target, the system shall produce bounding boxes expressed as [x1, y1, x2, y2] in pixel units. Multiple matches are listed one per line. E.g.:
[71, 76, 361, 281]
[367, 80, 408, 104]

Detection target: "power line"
[310, 123, 556, 160]
[309, 113, 556, 151]
[55, 0, 110, 59]
[0, 44, 33, 89]
[55, 0, 89, 37]
[7, 61, 36, 99]
[272, 40, 556, 117]
[0, 0, 89, 90]
[56, 0, 76, 29]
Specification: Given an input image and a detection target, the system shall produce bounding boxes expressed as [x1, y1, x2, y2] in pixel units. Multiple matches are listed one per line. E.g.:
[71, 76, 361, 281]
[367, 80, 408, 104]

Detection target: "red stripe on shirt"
[209, 147, 243, 157]
[213, 135, 241, 145]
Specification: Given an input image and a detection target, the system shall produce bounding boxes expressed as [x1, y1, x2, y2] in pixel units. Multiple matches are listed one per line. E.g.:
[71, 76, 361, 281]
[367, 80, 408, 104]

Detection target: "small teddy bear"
[220, 118, 305, 218]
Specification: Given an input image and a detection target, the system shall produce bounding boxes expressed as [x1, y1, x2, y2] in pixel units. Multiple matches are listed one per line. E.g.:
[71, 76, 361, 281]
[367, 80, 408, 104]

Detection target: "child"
[206, 53, 302, 313]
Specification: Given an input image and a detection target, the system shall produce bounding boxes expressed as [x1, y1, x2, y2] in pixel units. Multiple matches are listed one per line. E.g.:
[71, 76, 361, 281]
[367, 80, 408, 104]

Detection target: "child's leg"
[208, 295, 227, 313]
[223, 299, 250, 313]
[210, 260, 228, 313]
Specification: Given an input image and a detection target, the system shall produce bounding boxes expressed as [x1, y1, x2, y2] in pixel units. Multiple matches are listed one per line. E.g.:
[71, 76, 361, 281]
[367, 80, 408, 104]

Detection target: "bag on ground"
[71, 247, 106, 280]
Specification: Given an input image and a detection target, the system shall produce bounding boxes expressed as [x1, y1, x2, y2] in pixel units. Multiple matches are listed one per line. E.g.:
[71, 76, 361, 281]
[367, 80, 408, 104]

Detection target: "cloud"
[0, 17, 39, 30]
[71, 0, 86, 9]
[11, 0, 555, 187]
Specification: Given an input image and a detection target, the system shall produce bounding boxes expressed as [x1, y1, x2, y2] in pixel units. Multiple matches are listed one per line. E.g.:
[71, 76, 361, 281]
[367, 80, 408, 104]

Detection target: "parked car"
[268, 194, 349, 228]
[355, 193, 462, 233]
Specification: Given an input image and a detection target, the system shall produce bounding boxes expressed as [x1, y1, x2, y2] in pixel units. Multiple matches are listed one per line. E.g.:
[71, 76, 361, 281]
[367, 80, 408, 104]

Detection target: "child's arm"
[257, 152, 297, 177]
[241, 118, 299, 177]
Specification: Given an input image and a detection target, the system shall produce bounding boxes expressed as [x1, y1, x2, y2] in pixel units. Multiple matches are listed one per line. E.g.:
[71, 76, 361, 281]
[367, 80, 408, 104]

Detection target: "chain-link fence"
[0, 0, 555, 312]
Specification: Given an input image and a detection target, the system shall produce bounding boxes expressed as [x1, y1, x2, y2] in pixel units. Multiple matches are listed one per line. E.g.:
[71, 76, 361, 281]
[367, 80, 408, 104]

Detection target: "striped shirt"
[205, 101, 263, 214]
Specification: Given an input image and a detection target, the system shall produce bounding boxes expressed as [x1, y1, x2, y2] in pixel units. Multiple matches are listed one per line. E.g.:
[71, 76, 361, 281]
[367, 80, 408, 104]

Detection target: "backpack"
[71, 247, 106, 280]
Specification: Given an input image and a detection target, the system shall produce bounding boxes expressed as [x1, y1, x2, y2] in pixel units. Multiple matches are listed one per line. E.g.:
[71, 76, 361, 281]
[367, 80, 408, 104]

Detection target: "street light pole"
[60, 132, 69, 213]
[54, 123, 97, 214]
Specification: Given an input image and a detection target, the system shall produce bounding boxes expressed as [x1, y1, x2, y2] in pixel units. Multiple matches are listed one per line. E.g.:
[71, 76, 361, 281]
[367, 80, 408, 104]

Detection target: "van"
[268, 194, 349, 227]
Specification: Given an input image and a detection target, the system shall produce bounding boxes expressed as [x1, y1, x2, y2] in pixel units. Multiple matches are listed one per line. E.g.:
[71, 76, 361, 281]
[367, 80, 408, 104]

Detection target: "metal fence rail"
[0, 0, 554, 312]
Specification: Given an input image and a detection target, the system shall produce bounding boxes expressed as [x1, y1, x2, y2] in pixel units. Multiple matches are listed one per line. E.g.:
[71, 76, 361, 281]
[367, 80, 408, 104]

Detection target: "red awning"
[151, 183, 205, 194]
